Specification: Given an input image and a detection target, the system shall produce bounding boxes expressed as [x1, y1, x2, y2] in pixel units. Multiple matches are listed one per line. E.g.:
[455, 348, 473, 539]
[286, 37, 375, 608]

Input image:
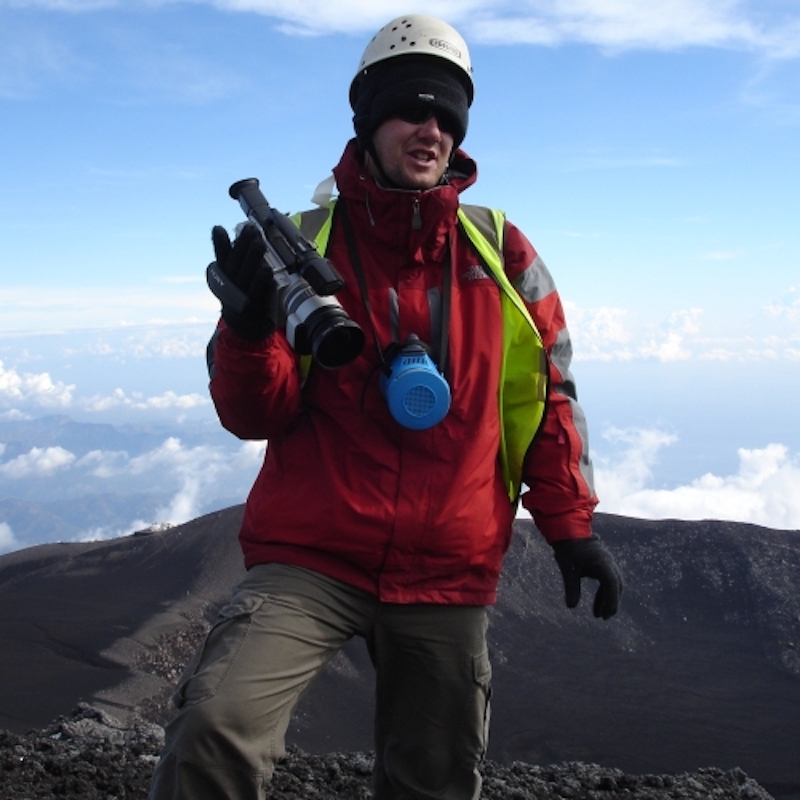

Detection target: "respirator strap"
[336, 199, 453, 379]
[338, 200, 387, 372]
[439, 235, 452, 379]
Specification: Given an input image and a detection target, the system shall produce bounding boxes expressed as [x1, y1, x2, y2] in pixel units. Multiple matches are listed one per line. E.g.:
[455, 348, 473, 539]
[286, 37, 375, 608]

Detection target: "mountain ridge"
[0, 507, 798, 797]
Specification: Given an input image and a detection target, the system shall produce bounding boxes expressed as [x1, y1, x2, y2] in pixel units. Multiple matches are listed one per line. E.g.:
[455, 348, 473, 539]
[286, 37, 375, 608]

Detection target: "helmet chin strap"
[363, 141, 397, 189]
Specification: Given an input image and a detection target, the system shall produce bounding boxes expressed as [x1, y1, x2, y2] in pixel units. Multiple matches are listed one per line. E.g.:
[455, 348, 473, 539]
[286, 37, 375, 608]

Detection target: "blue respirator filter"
[380, 336, 451, 430]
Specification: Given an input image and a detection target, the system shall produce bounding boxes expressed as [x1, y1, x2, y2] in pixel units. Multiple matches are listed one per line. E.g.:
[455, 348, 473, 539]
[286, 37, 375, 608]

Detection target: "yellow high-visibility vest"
[291, 202, 548, 503]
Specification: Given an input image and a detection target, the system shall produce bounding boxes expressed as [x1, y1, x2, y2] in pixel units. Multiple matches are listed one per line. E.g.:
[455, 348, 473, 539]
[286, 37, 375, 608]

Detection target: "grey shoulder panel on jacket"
[513, 255, 556, 305]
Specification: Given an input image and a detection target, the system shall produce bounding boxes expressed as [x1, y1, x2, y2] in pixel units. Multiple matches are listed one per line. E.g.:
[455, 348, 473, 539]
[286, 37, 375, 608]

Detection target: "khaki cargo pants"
[148, 564, 492, 800]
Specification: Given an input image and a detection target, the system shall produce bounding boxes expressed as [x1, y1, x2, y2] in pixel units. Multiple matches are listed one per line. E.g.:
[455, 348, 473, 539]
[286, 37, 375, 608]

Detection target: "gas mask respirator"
[380, 335, 451, 430]
[333, 202, 452, 431]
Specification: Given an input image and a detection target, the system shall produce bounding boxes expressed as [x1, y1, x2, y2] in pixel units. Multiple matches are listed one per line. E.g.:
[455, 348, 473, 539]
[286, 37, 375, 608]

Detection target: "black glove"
[210, 224, 277, 341]
[552, 535, 623, 620]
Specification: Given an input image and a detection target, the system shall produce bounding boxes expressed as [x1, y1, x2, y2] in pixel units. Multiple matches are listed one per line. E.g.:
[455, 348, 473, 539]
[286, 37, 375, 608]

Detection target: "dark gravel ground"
[0, 705, 776, 799]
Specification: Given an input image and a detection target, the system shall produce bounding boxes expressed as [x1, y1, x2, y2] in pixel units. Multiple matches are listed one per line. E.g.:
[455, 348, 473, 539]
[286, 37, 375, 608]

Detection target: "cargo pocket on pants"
[172, 589, 265, 709]
[462, 649, 492, 765]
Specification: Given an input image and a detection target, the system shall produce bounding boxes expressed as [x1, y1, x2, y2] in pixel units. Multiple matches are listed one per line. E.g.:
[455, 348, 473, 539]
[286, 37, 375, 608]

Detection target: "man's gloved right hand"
[210, 224, 277, 341]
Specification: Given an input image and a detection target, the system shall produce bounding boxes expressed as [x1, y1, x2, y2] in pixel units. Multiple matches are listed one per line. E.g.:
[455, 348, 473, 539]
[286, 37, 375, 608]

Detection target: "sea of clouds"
[1, 314, 799, 554]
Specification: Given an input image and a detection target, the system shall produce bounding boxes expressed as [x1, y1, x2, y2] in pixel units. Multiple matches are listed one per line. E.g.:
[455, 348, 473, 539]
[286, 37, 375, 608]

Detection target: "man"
[149, 14, 622, 800]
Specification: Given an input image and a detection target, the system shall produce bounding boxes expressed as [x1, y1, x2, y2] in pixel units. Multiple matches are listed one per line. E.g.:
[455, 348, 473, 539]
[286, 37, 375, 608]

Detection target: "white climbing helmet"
[350, 14, 474, 109]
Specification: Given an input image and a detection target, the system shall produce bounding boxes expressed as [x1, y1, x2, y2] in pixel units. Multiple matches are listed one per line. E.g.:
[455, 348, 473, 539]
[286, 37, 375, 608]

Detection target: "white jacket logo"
[461, 264, 490, 282]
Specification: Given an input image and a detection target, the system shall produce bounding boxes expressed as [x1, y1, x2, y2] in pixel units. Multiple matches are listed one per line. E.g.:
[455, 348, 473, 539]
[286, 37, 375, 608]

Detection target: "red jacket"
[209, 140, 597, 605]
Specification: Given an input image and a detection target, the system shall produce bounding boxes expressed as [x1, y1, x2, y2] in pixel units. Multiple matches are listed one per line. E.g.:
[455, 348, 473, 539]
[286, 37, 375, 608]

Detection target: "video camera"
[206, 178, 365, 370]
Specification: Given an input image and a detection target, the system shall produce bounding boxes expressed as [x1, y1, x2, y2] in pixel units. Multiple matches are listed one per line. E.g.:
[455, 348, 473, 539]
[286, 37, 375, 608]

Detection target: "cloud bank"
[566, 302, 800, 363]
[0, 435, 266, 548]
[0, 360, 74, 409]
[0, 351, 210, 420]
[593, 427, 800, 530]
[83, 388, 209, 413]
[79, 436, 265, 535]
[0, 445, 76, 478]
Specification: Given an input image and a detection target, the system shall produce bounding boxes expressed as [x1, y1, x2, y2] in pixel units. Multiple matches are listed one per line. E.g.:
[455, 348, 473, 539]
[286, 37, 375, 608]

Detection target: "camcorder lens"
[311, 313, 366, 370]
[283, 280, 365, 370]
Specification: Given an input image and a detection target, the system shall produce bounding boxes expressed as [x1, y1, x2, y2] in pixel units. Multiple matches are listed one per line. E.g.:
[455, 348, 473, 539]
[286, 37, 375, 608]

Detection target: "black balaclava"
[352, 56, 470, 181]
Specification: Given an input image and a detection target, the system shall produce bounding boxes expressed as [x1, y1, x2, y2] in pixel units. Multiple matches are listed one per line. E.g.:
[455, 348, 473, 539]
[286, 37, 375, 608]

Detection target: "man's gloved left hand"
[552, 535, 623, 620]
[210, 224, 277, 342]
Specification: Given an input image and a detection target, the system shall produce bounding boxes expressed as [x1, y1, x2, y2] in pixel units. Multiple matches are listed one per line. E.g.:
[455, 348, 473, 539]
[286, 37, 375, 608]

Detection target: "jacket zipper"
[412, 196, 422, 230]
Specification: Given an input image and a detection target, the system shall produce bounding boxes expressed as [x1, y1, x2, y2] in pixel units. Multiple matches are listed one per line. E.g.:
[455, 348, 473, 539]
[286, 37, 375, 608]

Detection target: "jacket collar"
[331, 139, 478, 258]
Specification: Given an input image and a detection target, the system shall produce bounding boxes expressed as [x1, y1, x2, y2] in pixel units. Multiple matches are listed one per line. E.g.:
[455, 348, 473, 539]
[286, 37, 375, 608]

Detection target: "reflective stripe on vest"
[290, 202, 548, 503]
[456, 206, 548, 503]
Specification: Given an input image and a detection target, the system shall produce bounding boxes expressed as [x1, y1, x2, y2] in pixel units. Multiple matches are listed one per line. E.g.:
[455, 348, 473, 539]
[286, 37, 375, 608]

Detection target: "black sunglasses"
[394, 100, 457, 135]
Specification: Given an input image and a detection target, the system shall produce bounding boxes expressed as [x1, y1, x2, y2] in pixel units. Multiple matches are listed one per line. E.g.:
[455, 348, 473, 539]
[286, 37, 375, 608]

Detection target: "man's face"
[367, 115, 454, 190]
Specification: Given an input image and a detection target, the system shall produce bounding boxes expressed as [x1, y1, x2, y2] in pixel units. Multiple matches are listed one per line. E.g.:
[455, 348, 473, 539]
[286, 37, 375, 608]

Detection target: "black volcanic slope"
[0, 508, 798, 795]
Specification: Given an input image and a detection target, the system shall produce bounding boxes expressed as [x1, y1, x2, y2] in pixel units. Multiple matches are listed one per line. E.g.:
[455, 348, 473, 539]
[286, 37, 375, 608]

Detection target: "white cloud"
[71, 519, 177, 544]
[594, 426, 679, 498]
[0, 436, 261, 506]
[567, 302, 800, 363]
[75, 448, 130, 478]
[0, 435, 264, 546]
[82, 388, 210, 412]
[568, 305, 705, 362]
[184, 1, 480, 36]
[0, 522, 20, 554]
[0, 445, 76, 478]
[138, 391, 209, 410]
[82, 389, 127, 413]
[186, 2, 798, 61]
[0, 409, 31, 421]
[594, 428, 800, 530]
[138, 437, 264, 525]
[566, 303, 634, 361]
[153, 474, 204, 525]
[638, 309, 702, 362]
[766, 286, 800, 322]
[88, 330, 210, 360]
[3, 0, 797, 58]
[180, 0, 779, 54]
[0, 360, 75, 408]
[234, 439, 267, 468]
[474, 0, 762, 50]
[127, 436, 208, 473]
[0, 349, 212, 417]
[73, 436, 265, 535]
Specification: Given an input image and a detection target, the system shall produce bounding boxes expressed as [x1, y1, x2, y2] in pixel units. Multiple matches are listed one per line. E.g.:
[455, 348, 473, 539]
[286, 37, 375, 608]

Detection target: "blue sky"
[1, 0, 800, 548]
